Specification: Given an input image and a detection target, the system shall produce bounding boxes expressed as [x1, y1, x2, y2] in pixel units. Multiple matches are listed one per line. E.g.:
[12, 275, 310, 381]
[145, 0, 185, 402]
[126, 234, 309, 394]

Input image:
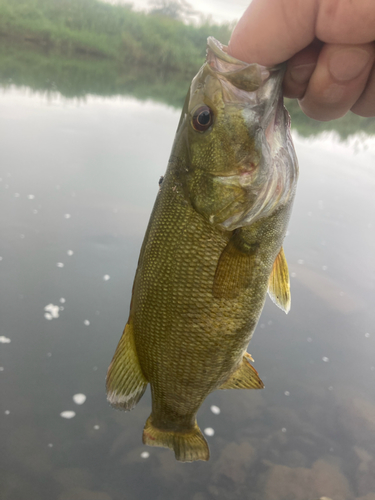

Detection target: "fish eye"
[192, 105, 213, 132]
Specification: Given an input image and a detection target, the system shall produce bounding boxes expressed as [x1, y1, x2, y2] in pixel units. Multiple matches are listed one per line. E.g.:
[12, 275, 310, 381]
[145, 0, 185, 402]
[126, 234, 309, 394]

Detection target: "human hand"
[228, 0, 375, 121]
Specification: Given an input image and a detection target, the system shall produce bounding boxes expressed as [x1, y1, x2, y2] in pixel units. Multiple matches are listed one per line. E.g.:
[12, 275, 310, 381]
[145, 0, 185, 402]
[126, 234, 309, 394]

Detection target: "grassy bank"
[0, 0, 374, 138]
[0, 0, 232, 75]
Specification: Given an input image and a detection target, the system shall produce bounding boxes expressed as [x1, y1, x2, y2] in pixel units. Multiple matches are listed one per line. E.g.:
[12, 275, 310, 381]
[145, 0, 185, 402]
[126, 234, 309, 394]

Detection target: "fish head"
[179, 37, 298, 230]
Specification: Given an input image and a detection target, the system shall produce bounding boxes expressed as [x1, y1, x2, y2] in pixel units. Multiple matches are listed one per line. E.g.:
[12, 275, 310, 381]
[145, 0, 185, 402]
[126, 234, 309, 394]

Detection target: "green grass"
[0, 0, 232, 106]
[0, 0, 232, 74]
[0, 0, 374, 138]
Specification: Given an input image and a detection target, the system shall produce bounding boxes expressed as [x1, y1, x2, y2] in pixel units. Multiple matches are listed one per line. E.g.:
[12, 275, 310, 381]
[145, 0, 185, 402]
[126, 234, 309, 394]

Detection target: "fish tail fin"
[142, 415, 210, 462]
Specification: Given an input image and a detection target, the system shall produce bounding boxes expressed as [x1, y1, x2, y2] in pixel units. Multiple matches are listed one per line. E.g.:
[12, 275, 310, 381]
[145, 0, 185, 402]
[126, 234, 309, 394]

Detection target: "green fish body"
[106, 38, 299, 462]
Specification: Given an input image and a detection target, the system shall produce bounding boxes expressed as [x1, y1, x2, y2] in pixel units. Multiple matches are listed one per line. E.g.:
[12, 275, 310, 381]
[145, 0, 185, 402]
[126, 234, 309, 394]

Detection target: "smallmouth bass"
[106, 37, 298, 462]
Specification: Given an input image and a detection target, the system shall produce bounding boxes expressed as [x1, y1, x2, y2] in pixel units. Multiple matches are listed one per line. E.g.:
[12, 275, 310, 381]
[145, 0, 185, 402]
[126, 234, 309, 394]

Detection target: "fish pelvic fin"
[142, 416, 210, 462]
[219, 352, 264, 390]
[106, 321, 148, 411]
[268, 246, 291, 314]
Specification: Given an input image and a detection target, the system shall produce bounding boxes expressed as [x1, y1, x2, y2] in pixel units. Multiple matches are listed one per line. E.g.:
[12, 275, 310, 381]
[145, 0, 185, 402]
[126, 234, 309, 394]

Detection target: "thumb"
[228, 0, 317, 66]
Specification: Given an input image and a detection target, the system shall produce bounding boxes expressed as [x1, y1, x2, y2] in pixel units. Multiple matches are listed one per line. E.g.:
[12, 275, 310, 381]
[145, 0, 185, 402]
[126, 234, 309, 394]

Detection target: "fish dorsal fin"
[106, 321, 148, 411]
[219, 352, 264, 390]
[268, 247, 291, 313]
[213, 231, 258, 300]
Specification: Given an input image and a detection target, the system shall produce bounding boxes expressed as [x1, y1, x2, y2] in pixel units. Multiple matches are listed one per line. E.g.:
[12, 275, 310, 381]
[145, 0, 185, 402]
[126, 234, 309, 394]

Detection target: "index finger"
[228, 0, 375, 66]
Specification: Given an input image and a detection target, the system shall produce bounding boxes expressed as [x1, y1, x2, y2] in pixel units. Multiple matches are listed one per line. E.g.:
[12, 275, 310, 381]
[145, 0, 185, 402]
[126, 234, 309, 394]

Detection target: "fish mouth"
[205, 37, 286, 131]
[206, 37, 283, 91]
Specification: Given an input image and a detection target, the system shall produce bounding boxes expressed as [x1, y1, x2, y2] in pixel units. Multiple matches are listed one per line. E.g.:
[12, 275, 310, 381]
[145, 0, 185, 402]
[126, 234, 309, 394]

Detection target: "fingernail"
[329, 48, 371, 82]
[290, 63, 316, 84]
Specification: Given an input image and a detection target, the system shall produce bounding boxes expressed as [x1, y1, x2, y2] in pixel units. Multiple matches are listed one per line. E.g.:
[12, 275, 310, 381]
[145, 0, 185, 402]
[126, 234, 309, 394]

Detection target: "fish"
[106, 37, 299, 462]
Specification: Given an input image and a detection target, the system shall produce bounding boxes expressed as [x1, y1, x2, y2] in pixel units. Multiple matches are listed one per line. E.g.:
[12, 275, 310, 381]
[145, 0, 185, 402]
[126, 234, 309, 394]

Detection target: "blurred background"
[1, 1, 375, 499]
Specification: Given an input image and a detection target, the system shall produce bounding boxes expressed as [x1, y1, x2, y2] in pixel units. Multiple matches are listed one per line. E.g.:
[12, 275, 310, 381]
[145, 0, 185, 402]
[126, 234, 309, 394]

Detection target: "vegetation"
[0, 0, 232, 75]
[0, 0, 374, 138]
[285, 98, 375, 139]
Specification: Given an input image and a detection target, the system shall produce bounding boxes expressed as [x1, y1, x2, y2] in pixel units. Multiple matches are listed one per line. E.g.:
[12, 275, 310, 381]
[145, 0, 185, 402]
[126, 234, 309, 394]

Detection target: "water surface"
[1, 87, 375, 500]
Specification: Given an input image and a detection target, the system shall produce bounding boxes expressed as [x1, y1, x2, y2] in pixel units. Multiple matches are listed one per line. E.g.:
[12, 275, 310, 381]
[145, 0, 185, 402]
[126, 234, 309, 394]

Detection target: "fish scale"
[106, 37, 298, 462]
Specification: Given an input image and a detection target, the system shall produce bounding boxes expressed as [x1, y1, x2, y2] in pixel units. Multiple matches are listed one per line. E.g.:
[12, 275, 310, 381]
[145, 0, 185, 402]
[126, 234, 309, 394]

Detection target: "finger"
[316, 0, 375, 44]
[299, 43, 375, 121]
[351, 61, 375, 117]
[228, 0, 316, 66]
[228, 0, 375, 67]
[283, 40, 323, 98]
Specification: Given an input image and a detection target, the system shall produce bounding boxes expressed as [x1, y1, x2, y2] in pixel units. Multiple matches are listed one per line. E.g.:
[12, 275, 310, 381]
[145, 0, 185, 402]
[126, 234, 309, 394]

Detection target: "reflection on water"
[1, 38, 375, 139]
[1, 88, 375, 500]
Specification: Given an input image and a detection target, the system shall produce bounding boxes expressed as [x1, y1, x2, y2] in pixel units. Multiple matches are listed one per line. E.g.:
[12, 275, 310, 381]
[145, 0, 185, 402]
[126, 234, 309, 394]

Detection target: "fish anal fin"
[213, 231, 258, 300]
[106, 321, 148, 411]
[143, 416, 209, 462]
[268, 246, 291, 314]
[219, 352, 264, 390]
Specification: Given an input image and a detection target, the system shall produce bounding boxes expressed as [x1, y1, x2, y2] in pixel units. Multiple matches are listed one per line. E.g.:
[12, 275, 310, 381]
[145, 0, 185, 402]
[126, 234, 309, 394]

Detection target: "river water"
[1, 87, 375, 500]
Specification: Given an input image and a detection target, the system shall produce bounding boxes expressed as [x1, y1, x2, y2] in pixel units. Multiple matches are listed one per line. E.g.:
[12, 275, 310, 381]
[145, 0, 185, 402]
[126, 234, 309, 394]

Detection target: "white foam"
[44, 304, 60, 319]
[141, 451, 150, 459]
[204, 427, 215, 437]
[60, 411, 76, 419]
[73, 393, 86, 405]
[84, 320, 90, 326]
[103, 275, 110, 281]
[210, 405, 221, 415]
[0, 336, 11, 343]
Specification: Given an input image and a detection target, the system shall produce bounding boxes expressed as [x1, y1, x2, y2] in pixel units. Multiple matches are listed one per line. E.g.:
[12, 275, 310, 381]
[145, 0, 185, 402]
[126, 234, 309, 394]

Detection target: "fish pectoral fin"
[143, 416, 209, 462]
[106, 321, 148, 411]
[219, 352, 264, 390]
[268, 246, 291, 314]
[213, 230, 258, 300]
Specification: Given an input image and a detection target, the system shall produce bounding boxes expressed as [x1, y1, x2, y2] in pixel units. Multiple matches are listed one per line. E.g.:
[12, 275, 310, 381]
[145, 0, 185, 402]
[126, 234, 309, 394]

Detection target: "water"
[1, 87, 375, 500]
